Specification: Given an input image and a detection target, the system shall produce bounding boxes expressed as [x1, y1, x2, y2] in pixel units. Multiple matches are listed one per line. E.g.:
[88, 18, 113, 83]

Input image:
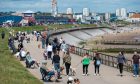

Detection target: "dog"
[69, 66, 76, 76]
[38, 44, 41, 48]
[67, 77, 74, 84]
[60, 66, 65, 75]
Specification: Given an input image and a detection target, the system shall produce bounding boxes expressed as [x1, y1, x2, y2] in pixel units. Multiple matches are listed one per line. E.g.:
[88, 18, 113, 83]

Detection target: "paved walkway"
[15, 36, 140, 84]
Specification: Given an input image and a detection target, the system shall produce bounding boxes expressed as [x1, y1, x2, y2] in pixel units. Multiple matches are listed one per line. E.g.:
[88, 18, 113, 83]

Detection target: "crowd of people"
[5, 30, 140, 84]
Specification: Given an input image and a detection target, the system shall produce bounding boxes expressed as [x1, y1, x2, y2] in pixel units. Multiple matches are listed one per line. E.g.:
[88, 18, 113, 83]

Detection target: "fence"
[67, 44, 133, 72]
[49, 27, 138, 73]
[101, 40, 140, 45]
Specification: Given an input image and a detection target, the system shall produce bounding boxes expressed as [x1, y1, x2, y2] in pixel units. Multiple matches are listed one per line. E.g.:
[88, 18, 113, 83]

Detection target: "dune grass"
[0, 28, 43, 84]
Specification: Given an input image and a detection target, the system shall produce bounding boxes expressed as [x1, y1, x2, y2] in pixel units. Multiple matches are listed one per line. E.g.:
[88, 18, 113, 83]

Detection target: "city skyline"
[0, 0, 140, 13]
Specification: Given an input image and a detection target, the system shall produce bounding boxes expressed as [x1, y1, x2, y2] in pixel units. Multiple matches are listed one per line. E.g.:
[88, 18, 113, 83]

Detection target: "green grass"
[11, 25, 46, 32]
[47, 24, 97, 29]
[0, 29, 43, 84]
[1, 24, 97, 34]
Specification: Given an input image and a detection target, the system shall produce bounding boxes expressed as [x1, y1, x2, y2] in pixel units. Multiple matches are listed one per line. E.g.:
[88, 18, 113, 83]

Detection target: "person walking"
[61, 41, 68, 62]
[93, 53, 101, 76]
[63, 51, 71, 76]
[52, 52, 62, 79]
[117, 52, 126, 77]
[81, 53, 90, 76]
[1, 31, 5, 39]
[41, 36, 46, 49]
[46, 43, 53, 59]
[132, 51, 140, 77]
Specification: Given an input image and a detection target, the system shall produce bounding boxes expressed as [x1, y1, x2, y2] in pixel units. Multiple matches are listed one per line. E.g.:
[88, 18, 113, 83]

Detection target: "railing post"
[108, 56, 110, 66]
[112, 56, 114, 67]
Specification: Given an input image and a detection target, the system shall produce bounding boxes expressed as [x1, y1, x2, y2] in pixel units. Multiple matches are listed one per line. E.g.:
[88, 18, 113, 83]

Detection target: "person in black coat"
[1, 31, 5, 39]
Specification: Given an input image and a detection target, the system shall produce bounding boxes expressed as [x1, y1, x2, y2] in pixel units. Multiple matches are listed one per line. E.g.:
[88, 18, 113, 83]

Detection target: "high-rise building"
[83, 8, 90, 16]
[121, 8, 127, 18]
[116, 8, 127, 19]
[66, 8, 73, 14]
[105, 12, 111, 20]
[51, 0, 58, 17]
[116, 9, 121, 17]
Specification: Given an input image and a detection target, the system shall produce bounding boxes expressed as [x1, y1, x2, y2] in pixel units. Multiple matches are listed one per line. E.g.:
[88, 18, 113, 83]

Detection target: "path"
[15, 36, 140, 84]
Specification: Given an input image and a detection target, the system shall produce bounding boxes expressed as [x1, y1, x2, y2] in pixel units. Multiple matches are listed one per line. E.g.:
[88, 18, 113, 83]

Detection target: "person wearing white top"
[19, 48, 26, 60]
[47, 43, 53, 59]
[59, 37, 63, 44]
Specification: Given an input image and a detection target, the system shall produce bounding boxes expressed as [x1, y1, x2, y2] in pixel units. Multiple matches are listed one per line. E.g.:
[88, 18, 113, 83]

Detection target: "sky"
[0, 0, 140, 13]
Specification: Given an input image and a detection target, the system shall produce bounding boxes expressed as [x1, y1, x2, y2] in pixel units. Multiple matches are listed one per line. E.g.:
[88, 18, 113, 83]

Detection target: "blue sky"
[0, 0, 140, 13]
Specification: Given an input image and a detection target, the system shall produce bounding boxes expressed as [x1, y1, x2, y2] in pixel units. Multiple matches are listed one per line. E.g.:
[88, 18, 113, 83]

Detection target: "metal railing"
[67, 44, 133, 72]
[49, 27, 139, 73]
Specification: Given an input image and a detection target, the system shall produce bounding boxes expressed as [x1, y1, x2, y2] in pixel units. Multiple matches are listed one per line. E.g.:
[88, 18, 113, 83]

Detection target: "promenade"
[16, 35, 140, 84]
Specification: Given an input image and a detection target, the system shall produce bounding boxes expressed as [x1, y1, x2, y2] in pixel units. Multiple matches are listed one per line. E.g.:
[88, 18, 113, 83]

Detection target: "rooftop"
[130, 13, 140, 18]
[23, 10, 35, 14]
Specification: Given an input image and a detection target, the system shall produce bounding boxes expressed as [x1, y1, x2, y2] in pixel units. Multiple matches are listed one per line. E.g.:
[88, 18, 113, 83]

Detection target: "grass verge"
[0, 28, 43, 84]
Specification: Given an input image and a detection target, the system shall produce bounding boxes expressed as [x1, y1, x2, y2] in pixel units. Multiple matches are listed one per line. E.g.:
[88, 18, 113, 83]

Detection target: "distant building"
[126, 13, 140, 23]
[83, 8, 90, 16]
[91, 12, 97, 17]
[66, 8, 73, 14]
[94, 15, 104, 21]
[105, 13, 111, 21]
[73, 13, 83, 20]
[0, 16, 23, 26]
[22, 10, 35, 17]
[128, 12, 135, 17]
[11, 11, 23, 16]
[116, 9, 121, 17]
[121, 8, 127, 18]
[22, 10, 36, 26]
[35, 16, 70, 24]
[116, 8, 127, 19]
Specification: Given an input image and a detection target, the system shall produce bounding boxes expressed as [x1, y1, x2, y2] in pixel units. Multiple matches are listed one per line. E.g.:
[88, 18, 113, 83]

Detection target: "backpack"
[96, 60, 101, 65]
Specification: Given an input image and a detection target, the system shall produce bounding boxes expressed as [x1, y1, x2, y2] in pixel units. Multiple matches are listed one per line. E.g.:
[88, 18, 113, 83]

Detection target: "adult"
[117, 52, 126, 76]
[46, 30, 50, 46]
[52, 52, 62, 79]
[25, 52, 39, 68]
[46, 43, 53, 59]
[93, 53, 101, 76]
[19, 48, 26, 61]
[41, 36, 46, 49]
[1, 31, 5, 39]
[59, 37, 63, 45]
[40, 61, 56, 81]
[18, 42, 23, 52]
[63, 51, 71, 76]
[81, 53, 90, 76]
[8, 36, 16, 53]
[61, 41, 68, 57]
[132, 51, 140, 77]
[52, 37, 58, 54]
